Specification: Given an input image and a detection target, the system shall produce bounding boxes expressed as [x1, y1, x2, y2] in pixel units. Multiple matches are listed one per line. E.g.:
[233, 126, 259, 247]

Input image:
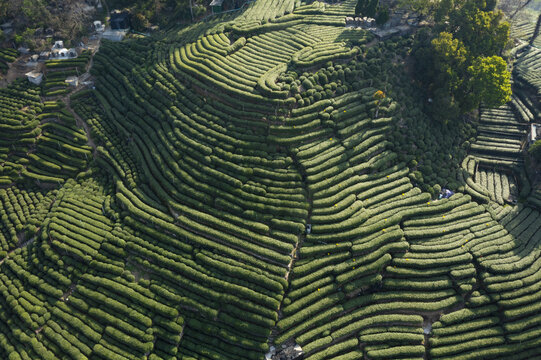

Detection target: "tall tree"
[468, 55, 512, 108]
[413, 0, 512, 121]
[431, 32, 468, 95]
[397, 0, 437, 18]
[452, 9, 510, 56]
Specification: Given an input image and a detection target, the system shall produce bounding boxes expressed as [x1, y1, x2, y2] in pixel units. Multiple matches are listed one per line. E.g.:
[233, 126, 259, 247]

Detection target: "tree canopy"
[412, 0, 511, 121]
[449, 8, 509, 57]
[355, 0, 380, 17]
[468, 55, 512, 108]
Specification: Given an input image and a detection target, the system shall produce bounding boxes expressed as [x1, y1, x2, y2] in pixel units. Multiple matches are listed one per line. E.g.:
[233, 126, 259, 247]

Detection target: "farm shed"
[94, 20, 105, 32]
[102, 29, 128, 42]
[210, 0, 225, 13]
[53, 40, 64, 49]
[39, 51, 51, 60]
[25, 71, 43, 85]
[65, 76, 79, 87]
[530, 123, 541, 144]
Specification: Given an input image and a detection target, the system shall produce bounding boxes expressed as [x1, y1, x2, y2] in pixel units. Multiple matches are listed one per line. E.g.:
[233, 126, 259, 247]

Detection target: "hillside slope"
[0, 1, 540, 359]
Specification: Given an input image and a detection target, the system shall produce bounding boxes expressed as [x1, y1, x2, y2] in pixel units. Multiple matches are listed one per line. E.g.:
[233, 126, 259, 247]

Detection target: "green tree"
[453, 9, 509, 56]
[132, 13, 150, 31]
[365, 0, 379, 17]
[436, 0, 496, 24]
[373, 90, 386, 118]
[529, 140, 541, 161]
[375, 6, 389, 24]
[355, 0, 366, 15]
[397, 0, 436, 17]
[13, 34, 22, 46]
[434, 0, 453, 22]
[355, 0, 379, 17]
[431, 32, 468, 94]
[430, 87, 461, 123]
[19, 27, 36, 49]
[468, 55, 511, 108]
[413, 0, 511, 121]
[21, 0, 48, 25]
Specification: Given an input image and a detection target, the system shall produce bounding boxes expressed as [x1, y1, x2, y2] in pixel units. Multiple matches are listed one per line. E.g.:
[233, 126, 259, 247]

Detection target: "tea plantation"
[0, 0, 540, 359]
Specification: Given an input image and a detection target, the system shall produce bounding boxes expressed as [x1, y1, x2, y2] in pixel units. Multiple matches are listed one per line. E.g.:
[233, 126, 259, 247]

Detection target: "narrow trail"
[530, 13, 541, 46]
[65, 95, 97, 155]
[60, 39, 101, 156]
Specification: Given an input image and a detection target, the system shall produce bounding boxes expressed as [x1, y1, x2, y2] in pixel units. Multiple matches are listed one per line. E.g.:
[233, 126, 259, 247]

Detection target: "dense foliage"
[412, 0, 512, 121]
[529, 140, 541, 160]
[108, 0, 208, 28]
[0, 0, 95, 49]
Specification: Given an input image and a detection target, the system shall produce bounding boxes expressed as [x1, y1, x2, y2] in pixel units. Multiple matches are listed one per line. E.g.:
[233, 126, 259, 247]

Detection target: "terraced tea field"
[0, 0, 540, 359]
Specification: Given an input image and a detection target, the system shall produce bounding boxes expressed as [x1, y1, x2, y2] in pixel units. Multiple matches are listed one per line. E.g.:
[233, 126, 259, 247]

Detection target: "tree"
[132, 13, 150, 31]
[365, 0, 379, 17]
[467, 55, 511, 108]
[21, 0, 48, 25]
[397, 0, 436, 18]
[355, 0, 366, 15]
[430, 87, 461, 123]
[431, 32, 468, 94]
[373, 90, 386, 118]
[375, 6, 390, 24]
[452, 9, 509, 56]
[529, 140, 541, 161]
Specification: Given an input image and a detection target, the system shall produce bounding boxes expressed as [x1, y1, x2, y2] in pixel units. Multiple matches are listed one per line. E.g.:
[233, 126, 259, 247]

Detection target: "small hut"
[210, 0, 225, 13]
[93, 21, 105, 32]
[65, 76, 79, 87]
[25, 71, 43, 85]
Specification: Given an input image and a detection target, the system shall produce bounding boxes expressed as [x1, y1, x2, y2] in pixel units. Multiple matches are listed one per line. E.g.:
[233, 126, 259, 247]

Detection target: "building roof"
[531, 124, 539, 143]
[210, 0, 225, 6]
[25, 71, 42, 79]
[102, 29, 128, 41]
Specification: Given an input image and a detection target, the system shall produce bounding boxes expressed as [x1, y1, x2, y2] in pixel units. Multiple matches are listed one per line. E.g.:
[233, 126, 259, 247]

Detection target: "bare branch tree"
[499, 0, 534, 19]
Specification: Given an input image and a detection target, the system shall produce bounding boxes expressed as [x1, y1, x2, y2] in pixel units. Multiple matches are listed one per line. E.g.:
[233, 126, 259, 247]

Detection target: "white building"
[102, 29, 128, 42]
[530, 124, 540, 144]
[25, 71, 43, 85]
[53, 40, 64, 49]
[94, 21, 104, 32]
[65, 76, 79, 87]
[50, 46, 77, 60]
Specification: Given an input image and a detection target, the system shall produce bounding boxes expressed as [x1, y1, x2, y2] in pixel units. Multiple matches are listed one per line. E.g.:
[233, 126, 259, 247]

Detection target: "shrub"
[528, 140, 541, 160]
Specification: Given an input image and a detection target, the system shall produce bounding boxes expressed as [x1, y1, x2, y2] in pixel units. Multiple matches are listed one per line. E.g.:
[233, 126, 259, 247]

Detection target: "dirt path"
[0, 56, 35, 88]
[61, 44, 100, 155]
[65, 94, 97, 155]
